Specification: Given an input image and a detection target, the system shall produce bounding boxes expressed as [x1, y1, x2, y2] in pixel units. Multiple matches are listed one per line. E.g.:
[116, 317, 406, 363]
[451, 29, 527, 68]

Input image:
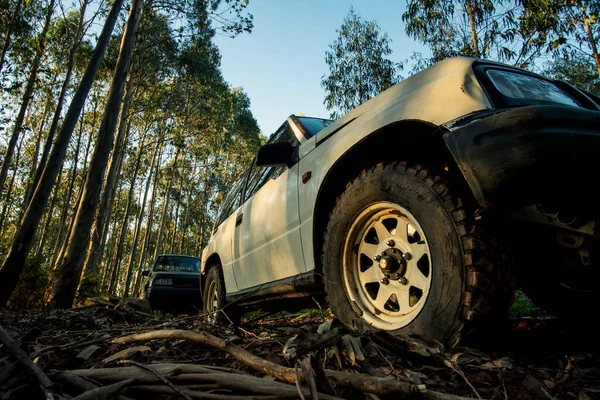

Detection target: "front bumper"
[147, 286, 202, 311]
[444, 105, 600, 211]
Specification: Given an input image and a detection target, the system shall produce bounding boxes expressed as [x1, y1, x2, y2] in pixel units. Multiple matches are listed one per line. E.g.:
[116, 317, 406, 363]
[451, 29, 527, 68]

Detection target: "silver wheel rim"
[343, 201, 432, 329]
[206, 280, 218, 323]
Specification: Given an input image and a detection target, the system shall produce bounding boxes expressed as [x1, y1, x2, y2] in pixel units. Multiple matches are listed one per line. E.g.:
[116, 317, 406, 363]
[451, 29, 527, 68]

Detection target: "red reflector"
[302, 171, 312, 184]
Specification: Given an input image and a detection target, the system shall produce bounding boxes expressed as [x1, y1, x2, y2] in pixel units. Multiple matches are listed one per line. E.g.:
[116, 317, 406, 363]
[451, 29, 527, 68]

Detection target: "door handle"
[235, 213, 243, 227]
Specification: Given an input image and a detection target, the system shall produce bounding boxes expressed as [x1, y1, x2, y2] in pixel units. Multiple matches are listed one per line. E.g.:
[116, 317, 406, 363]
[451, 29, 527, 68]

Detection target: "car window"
[487, 69, 580, 107]
[153, 256, 200, 272]
[244, 123, 299, 201]
[296, 116, 334, 137]
[214, 175, 245, 227]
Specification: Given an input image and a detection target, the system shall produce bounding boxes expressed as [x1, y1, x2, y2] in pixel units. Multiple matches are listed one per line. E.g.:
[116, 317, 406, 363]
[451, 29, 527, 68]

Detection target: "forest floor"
[0, 294, 599, 400]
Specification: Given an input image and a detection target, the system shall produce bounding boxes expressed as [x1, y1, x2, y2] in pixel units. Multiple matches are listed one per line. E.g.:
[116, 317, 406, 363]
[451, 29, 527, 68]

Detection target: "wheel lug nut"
[386, 240, 395, 247]
[403, 253, 412, 260]
[374, 255, 382, 262]
[398, 277, 408, 285]
[380, 277, 389, 285]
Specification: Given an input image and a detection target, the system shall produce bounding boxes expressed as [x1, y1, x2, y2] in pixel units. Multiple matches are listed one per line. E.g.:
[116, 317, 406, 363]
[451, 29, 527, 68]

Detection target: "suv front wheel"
[322, 162, 515, 347]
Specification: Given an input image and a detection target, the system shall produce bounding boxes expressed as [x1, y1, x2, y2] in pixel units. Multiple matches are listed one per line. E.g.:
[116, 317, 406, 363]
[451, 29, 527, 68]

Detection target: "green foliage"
[403, 0, 515, 63]
[544, 53, 600, 94]
[321, 8, 398, 119]
[509, 289, 545, 318]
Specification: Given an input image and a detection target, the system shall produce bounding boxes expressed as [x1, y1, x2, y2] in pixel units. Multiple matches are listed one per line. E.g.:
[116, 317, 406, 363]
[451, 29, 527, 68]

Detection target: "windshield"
[153, 256, 200, 272]
[487, 69, 580, 107]
[297, 116, 334, 137]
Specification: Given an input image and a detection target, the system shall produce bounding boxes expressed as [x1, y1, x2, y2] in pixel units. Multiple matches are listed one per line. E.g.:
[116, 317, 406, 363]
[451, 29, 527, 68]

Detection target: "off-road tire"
[202, 266, 236, 325]
[322, 162, 516, 347]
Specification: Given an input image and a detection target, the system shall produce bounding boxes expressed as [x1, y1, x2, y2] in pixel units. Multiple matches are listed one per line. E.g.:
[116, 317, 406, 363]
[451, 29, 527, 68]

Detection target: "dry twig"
[112, 329, 478, 399]
[0, 324, 53, 400]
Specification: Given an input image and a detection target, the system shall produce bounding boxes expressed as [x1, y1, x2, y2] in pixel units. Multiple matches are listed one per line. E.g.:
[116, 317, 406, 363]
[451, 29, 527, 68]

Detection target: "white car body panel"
[232, 165, 305, 289]
[203, 208, 241, 292]
[202, 57, 493, 293]
[297, 57, 492, 272]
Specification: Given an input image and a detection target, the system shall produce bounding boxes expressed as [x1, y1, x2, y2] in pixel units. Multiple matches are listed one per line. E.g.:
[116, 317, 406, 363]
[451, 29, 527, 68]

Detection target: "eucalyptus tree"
[26, 3, 91, 208]
[321, 8, 397, 119]
[49, 0, 145, 309]
[0, 0, 24, 74]
[0, 0, 127, 307]
[522, 0, 600, 74]
[122, 140, 159, 297]
[0, 0, 56, 206]
[545, 52, 600, 93]
[402, 0, 520, 65]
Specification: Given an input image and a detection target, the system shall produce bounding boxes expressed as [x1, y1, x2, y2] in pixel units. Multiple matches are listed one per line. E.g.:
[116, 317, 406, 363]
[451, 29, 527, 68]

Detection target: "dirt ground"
[0, 297, 598, 399]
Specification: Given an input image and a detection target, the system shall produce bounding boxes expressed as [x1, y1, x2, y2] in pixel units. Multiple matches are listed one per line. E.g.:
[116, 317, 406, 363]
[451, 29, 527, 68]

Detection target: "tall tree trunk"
[123, 141, 158, 297]
[168, 189, 181, 253]
[49, 0, 144, 309]
[35, 165, 63, 258]
[108, 134, 146, 295]
[133, 143, 163, 296]
[0, 0, 23, 74]
[0, 0, 56, 200]
[49, 113, 84, 268]
[27, 0, 89, 208]
[0, 135, 24, 234]
[465, 0, 480, 58]
[108, 175, 137, 294]
[82, 62, 136, 284]
[579, 3, 600, 74]
[101, 187, 121, 289]
[0, 0, 126, 307]
[22, 96, 54, 211]
[153, 147, 179, 260]
[97, 129, 127, 269]
[177, 160, 196, 254]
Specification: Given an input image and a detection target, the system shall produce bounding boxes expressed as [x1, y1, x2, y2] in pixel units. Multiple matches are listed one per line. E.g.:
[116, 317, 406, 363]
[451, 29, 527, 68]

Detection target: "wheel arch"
[312, 119, 474, 278]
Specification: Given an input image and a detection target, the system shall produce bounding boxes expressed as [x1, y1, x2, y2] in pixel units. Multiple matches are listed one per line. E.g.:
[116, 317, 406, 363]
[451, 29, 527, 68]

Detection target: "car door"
[232, 122, 306, 290]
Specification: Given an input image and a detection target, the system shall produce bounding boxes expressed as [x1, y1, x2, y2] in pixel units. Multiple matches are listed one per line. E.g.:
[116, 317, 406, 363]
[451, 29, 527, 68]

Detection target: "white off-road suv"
[201, 56, 600, 346]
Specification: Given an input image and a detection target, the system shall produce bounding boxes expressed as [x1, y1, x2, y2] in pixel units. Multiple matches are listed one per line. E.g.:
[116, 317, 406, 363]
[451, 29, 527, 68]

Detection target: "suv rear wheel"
[322, 162, 516, 347]
[203, 266, 228, 324]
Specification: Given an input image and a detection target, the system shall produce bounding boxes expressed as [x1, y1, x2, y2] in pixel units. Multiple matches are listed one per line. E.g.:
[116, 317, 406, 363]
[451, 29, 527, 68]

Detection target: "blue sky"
[213, 0, 429, 137]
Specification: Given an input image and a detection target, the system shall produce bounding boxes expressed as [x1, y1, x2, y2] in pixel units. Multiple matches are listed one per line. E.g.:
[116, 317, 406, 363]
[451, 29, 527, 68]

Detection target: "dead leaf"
[347, 335, 365, 361]
[317, 319, 334, 334]
[341, 335, 356, 366]
[103, 345, 151, 363]
[282, 335, 297, 360]
[76, 345, 101, 360]
[544, 380, 556, 389]
[480, 357, 513, 370]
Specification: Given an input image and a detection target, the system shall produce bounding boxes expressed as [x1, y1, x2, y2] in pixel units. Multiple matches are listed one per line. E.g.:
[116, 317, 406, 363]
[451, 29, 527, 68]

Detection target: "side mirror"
[256, 142, 296, 167]
[141, 270, 150, 277]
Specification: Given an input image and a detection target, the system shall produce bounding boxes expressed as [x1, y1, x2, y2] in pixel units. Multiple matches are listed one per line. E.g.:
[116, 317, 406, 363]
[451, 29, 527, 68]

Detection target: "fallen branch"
[53, 371, 97, 392]
[119, 360, 192, 400]
[71, 378, 134, 400]
[126, 385, 279, 399]
[0, 324, 53, 400]
[112, 329, 478, 399]
[69, 366, 343, 399]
